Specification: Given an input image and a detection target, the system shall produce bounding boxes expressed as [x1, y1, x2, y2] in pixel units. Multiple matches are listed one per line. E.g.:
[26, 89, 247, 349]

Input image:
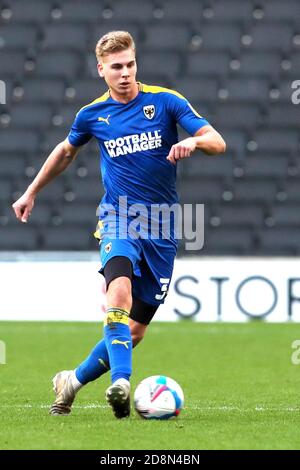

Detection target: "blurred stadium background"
[1, 0, 300, 450]
[1, 0, 300, 254]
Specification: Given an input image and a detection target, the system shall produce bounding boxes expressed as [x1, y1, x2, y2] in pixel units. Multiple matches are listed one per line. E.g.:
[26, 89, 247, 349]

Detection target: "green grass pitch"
[0, 321, 300, 450]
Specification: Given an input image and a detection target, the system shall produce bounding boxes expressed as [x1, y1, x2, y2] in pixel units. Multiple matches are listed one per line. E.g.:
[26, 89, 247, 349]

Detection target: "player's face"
[98, 48, 138, 101]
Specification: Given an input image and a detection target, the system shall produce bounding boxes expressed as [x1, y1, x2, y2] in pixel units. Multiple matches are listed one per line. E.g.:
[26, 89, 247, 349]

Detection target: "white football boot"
[105, 379, 130, 419]
[49, 370, 77, 416]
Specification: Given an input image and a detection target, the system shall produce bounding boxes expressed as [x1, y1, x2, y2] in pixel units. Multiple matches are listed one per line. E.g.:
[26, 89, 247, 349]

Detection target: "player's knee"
[107, 277, 132, 311]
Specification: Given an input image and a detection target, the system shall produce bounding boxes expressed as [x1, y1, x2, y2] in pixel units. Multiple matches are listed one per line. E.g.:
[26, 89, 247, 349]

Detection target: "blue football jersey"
[68, 83, 209, 210]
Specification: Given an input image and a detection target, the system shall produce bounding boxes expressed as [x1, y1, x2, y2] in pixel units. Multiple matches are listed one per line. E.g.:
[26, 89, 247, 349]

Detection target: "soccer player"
[12, 31, 226, 419]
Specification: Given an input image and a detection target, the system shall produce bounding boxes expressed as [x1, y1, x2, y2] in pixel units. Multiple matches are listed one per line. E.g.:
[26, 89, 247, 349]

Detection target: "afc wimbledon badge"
[104, 242, 112, 253]
[143, 105, 155, 120]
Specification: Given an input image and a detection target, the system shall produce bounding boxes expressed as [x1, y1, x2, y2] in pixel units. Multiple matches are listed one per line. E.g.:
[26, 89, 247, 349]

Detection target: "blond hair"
[95, 31, 136, 62]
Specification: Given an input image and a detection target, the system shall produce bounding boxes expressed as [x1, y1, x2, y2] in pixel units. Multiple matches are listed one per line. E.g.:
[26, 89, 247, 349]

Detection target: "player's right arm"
[12, 139, 80, 223]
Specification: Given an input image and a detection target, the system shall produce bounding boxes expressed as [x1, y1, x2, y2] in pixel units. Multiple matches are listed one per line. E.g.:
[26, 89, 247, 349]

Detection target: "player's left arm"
[167, 125, 226, 164]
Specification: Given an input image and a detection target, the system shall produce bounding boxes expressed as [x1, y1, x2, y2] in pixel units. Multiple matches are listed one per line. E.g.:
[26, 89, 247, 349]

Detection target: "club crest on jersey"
[143, 105, 155, 120]
[104, 242, 112, 253]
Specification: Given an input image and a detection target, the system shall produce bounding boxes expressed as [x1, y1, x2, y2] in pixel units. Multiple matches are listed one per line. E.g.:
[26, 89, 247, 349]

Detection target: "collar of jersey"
[108, 82, 143, 105]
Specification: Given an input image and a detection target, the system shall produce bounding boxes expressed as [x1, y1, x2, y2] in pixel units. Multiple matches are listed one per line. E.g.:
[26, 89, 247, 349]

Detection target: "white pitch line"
[190, 404, 300, 412]
[0, 403, 108, 409]
[0, 404, 299, 412]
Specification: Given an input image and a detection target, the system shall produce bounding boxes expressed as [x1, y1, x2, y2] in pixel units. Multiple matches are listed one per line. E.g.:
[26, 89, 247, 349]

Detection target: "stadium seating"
[154, 0, 203, 22]
[263, 0, 300, 22]
[50, 1, 103, 23]
[0, 0, 299, 254]
[3, 0, 52, 23]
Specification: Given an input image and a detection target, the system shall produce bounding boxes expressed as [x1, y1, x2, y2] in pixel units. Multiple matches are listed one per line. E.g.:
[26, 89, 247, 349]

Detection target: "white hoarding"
[0, 257, 300, 322]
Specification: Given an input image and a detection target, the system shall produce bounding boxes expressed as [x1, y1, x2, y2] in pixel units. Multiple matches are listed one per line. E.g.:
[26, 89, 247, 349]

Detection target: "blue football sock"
[104, 307, 132, 383]
[75, 339, 110, 385]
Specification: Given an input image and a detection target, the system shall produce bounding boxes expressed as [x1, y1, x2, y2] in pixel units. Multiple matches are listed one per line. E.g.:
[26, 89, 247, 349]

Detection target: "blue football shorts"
[95, 220, 177, 306]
